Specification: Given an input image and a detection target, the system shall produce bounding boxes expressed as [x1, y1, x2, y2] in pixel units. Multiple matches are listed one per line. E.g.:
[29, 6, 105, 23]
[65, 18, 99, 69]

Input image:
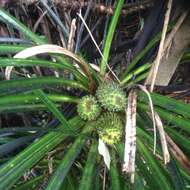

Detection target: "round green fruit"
[96, 82, 126, 112]
[77, 95, 101, 121]
[96, 112, 123, 145]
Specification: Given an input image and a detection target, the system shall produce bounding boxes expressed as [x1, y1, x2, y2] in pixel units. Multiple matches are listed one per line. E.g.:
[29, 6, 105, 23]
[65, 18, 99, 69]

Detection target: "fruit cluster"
[77, 82, 126, 145]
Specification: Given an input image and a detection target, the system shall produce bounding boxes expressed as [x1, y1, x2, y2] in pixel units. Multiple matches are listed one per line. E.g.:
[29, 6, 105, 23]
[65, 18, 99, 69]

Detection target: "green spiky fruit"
[77, 95, 101, 121]
[96, 112, 123, 145]
[96, 82, 126, 112]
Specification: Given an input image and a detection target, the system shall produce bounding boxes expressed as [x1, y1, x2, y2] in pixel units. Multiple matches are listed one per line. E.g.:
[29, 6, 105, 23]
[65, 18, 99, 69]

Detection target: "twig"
[77, 10, 120, 83]
[67, 18, 76, 51]
[33, 10, 47, 32]
[137, 85, 157, 154]
[154, 112, 170, 164]
[163, 10, 189, 52]
[145, 0, 173, 92]
[75, 0, 93, 53]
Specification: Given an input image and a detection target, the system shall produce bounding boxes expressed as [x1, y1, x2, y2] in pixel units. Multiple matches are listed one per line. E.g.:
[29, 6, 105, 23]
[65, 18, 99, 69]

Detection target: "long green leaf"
[14, 175, 44, 190]
[46, 127, 91, 190]
[166, 127, 190, 153]
[0, 57, 87, 84]
[110, 149, 121, 190]
[138, 91, 190, 118]
[0, 117, 82, 190]
[78, 142, 98, 190]
[167, 158, 186, 190]
[33, 90, 74, 133]
[138, 103, 190, 133]
[0, 104, 59, 113]
[136, 156, 158, 189]
[0, 93, 78, 113]
[0, 44, 29, 54]
[120, 32, 162, 84]
[0, 93, 78, 106]
[0, 57, 68, 70]
[0, 8, 89, 84]
[0, 77, 87, 95]
[100, 0, 125, 75]
[119, 63, 150, 85]
[0, 8, 45, 44]
[137, 139, 173, 190]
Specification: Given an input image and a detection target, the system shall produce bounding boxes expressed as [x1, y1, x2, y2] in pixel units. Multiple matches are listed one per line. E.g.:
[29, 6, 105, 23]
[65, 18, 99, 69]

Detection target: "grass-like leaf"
[0, 77, 87, 96]
[167, 159, 186, 190]
[33, 89, 74, 133]
[0, 44, 30, 54]
[0, 117, 82, 190]
[139, 92, 190, 118]
[0, 134, 39, 156]
[138, 103, 190, 133]
[0, 93, 78, 107]
[46, 126, 91, 190]
[0, 8, 45, 44]
[0, 103, 58, 113]
[110, 149, 121, 190]
[137, 139, 173, 190]
[0, 57, 71, 70]
[14, 175, 44, 190]
[78, 142, 98, 190]
[100, 0, 125, 75]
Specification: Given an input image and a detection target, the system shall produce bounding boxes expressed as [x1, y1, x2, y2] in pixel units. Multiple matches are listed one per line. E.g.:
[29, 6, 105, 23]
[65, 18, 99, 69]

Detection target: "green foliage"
[0, 4, 189, 190]
[100, 0, 125, 75]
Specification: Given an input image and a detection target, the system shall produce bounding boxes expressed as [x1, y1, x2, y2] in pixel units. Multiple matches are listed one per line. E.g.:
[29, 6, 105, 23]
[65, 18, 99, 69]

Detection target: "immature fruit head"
[96, 112, 123, 145]
[96, 82, 126, 112]
[77, 95, 101, 121]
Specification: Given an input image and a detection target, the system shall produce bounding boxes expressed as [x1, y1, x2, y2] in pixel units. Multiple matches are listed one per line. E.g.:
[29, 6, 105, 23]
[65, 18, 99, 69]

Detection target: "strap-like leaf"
[33, 90, 74, 133]
[14, 175, 44, 190]
[137, 139, 173, 190]
[138, 103, 190, 133]
[0, 117, 82, 190]
[100, 0, 125, 75]
[46, 127, 91, 190]
[0, 93, 78, 107]
[78, 142, 98, 190]
[167, 158, 186, 190]
[0, 44, 29, 54]
[0, 8, 45, 44]
[138, 91, 190, 118]
[166, 128, 190, 154]
[0, 77, 87, 96]
[0, 134, 39, 156]
[110, 149, 121, 190]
